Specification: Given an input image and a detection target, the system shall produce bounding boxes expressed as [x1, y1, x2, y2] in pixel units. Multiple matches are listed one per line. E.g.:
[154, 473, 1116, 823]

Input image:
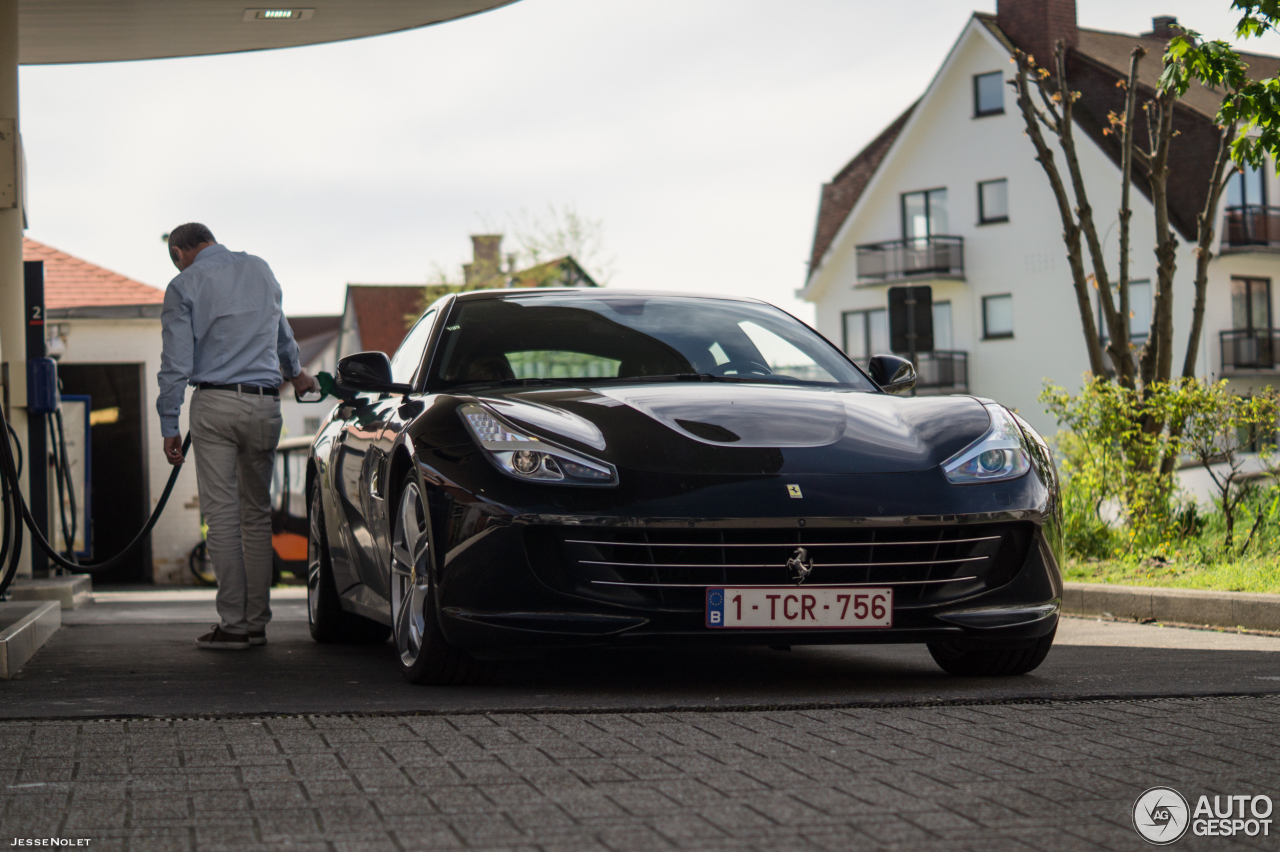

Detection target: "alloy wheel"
[307, 489, 323, 626]
[391, 481, 432, 668]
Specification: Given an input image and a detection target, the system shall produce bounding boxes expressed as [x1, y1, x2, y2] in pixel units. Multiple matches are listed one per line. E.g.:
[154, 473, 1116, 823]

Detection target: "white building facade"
[801, 1, 1280, 437]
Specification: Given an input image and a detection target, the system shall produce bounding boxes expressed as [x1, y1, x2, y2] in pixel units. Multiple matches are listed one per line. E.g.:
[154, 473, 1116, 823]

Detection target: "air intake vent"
[523, 522, 1036, 611]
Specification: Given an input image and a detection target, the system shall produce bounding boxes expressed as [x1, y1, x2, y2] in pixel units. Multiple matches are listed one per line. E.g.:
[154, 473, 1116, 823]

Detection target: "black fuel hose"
[0, 439, 20, 598]
[0, 400, 191, 589]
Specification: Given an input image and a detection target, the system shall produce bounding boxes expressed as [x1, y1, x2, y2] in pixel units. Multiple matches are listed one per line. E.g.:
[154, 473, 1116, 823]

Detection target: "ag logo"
[1133, 786, 1190, 845]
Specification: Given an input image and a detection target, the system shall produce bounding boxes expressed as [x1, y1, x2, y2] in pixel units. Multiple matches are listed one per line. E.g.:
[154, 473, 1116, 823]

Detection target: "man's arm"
[277, 311, 301, 379]
[277, 309, 319, 396]
[157, 283, 193, 440]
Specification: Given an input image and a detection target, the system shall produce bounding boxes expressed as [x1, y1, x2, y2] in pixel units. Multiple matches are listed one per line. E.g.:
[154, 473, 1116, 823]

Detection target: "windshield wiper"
[593, 373, 724, 384]
[496, 377, 582, 387]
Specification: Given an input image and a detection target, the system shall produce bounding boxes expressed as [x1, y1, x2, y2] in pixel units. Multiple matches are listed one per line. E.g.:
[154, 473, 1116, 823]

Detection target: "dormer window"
[974, 71, 1004, 117]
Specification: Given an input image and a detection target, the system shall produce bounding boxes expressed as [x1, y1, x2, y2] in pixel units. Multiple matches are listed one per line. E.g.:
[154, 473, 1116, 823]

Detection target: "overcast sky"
[18, 0, 1280, 323]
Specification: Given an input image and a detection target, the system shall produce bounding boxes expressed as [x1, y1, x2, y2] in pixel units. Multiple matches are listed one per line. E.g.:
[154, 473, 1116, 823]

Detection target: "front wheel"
[390, 475, 486, 685]
[927, 626, 1056, 677]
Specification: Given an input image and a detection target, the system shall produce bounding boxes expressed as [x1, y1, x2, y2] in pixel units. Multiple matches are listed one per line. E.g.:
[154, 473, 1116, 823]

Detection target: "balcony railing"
[1223, 205, 1280, 248]
[856, 236, 964, 281]
[1221, 328, 1280, 371]
[913, 350, 968, 393]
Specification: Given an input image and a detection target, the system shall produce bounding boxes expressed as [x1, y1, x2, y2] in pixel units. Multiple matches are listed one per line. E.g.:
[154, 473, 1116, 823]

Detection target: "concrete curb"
[0, 601, 61, 680]
[1062, 582, 1280, 632]
[9, 575, 92, 610]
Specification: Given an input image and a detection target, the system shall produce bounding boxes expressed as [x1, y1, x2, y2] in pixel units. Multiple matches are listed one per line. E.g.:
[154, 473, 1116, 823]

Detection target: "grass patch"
[1064, 557, 1280, 594]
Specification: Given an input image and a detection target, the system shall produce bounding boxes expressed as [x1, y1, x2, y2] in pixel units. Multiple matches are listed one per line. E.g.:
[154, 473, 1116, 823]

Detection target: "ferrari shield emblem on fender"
[787, 484, 803, 499]
[787, 547, 814, 585]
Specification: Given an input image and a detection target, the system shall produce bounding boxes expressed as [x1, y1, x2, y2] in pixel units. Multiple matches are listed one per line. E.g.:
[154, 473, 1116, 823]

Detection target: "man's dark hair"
[167, 223, 216, 252]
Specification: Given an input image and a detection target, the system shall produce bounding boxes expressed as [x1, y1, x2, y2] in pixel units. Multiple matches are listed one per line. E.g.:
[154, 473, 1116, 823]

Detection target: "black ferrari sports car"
[306, 288, 1062, 684]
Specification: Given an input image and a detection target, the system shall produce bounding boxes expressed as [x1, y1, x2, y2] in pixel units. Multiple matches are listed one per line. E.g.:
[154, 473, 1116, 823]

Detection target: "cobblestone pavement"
[3, 696, 1279, 851]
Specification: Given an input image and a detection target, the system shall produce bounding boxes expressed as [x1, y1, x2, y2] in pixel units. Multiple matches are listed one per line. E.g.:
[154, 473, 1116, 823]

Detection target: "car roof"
[452, 287, 769, 305]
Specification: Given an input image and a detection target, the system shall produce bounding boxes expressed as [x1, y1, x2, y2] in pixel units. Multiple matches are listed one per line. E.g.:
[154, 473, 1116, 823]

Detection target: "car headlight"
[459, 403, 618, 486]
[942, 404, 1031, 485]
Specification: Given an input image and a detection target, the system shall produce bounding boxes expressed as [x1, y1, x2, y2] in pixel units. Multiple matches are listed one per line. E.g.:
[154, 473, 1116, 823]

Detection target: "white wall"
[279, 337, 338, 442]
[55, 317, 203, 585]
[804, 18, 1225, 438]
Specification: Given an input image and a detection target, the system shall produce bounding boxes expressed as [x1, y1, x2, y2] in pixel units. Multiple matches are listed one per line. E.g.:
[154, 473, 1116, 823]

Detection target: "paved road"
[2, 590, 1278, 718]
[2, 697, 1278, 851]
[0, 591, 1278, 850]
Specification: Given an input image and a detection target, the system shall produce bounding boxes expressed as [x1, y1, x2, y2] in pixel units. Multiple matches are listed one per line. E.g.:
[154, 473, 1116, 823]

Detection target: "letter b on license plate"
[706, 587, 892, 629]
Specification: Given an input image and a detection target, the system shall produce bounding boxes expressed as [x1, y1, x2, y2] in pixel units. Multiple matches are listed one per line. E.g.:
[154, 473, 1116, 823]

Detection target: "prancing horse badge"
[787, 484, 803, 499]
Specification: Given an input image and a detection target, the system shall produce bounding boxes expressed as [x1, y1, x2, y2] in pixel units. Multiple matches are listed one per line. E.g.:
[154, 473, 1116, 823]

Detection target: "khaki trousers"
[190, 388, 282, 633]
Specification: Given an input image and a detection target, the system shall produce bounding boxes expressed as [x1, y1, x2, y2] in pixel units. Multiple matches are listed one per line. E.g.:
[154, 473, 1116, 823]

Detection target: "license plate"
[705, 587, 893, 629]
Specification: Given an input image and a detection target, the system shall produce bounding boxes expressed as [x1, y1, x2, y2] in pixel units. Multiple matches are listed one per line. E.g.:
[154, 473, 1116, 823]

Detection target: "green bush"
[1042, 376, 1280, 563]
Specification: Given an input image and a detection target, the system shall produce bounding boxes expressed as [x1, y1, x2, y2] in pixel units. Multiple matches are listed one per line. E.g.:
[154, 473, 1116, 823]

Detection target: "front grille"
[524, 523, 1034, 611]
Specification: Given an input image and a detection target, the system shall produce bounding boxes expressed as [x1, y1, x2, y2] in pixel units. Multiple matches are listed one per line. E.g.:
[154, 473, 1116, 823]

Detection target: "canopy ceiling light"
[17, 0, 518, 64]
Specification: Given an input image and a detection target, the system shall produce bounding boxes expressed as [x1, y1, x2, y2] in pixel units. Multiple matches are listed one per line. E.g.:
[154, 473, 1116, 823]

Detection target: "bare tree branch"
[1114, 47, 1146, 388]
[1012, 49, 1109, 377]
[1182, 122, 1237, 379]
[1049, 41, 1130, 387]
[1139, 86, 1179, 389]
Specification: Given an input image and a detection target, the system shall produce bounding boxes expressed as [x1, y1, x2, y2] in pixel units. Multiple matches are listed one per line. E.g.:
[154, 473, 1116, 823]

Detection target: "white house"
[279, 314, 340, 440]
[800, 0, 1280, 437]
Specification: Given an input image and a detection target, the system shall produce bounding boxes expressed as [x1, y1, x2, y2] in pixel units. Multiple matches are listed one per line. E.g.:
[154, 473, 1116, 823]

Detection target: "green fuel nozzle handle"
[317, 371, 338, 400]
[296, 371, 342, 404]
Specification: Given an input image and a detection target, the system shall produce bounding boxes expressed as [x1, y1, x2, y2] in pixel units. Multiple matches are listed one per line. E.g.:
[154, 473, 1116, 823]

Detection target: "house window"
[1232, 277, 1272, 331]
[978, 179, 1008, 224]
[933, 300, 953, 350]
[1227, 161, 1267, 207]
[303, 417, 321, 434]
[842, 308, 889, 361]
[974, 71, 1004, 117]
[901, 189, 948, 241]
[1098, 280, 1152, 342]
[983, 294, 1014, 339]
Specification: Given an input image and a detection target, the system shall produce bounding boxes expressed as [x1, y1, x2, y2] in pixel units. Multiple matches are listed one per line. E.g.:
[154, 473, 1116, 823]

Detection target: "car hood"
[473, 383, 992, 475]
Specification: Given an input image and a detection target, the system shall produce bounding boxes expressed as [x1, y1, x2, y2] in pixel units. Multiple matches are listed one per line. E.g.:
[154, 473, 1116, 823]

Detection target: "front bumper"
[419, 451, 1062, 652]
[434, 515, 1062, 651]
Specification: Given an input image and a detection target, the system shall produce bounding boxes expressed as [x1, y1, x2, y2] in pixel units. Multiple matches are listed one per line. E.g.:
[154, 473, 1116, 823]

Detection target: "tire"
[390, 474, 487, 685]
[927, 625, 1056, 677]
[307, 485, 390, 645]
[188, 541, 217, 586]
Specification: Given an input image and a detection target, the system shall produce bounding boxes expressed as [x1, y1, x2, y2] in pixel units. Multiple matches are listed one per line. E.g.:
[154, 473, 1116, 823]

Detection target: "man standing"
[157, 223, 319, 650]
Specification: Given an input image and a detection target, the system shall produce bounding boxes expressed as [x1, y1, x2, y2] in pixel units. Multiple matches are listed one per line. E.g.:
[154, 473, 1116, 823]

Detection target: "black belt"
[195, 382, 279, 396]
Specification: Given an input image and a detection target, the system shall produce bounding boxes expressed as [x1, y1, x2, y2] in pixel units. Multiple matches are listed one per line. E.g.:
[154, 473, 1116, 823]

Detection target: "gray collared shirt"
[156, 244, 301, 438]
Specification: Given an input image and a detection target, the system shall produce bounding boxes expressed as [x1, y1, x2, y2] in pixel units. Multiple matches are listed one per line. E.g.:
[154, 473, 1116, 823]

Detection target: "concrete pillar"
[0, 0, 30, 578]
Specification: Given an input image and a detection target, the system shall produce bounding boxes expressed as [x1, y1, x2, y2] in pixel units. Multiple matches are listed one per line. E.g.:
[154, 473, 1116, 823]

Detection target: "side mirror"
[867, 354, 916, 394]
[335, 352, 413, 396]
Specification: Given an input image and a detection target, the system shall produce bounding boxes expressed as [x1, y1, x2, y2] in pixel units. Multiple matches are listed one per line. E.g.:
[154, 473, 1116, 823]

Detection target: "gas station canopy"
[18, 0, 518, 64]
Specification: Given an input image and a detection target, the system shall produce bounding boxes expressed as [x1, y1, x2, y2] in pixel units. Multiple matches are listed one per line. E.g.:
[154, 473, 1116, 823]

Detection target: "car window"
[735, 321, 837, 383]
[389, 309, 437, 385]
[432, 296, 874, 391]
[508, 351, 621, 379]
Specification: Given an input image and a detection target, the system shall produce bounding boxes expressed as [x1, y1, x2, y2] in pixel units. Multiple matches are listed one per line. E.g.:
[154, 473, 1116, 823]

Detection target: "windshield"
[430, 294, 876, 391]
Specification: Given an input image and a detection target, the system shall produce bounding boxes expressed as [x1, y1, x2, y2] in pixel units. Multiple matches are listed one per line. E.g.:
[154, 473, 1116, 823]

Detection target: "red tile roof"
[346, 285, 431, 356]
[22, 237, 164, 309]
